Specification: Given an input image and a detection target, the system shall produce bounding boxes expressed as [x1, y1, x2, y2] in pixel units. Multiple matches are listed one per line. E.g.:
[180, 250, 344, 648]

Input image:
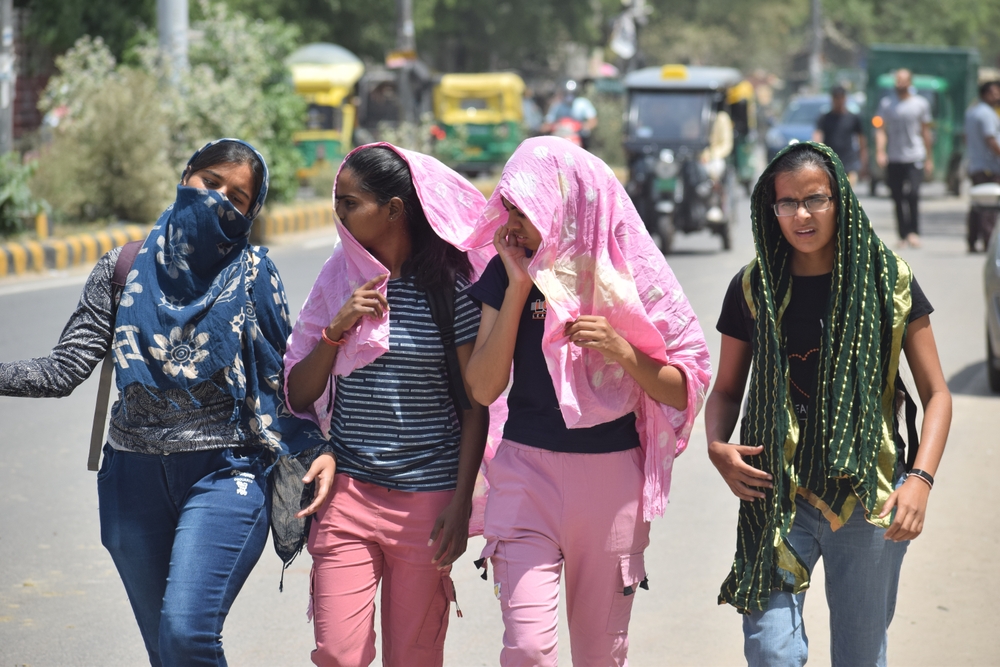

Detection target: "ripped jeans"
[97, 444, 270, 667]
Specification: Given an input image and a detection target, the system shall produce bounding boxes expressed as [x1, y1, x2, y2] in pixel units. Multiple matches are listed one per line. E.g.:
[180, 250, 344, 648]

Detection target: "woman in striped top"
[284, 144, 490, 667]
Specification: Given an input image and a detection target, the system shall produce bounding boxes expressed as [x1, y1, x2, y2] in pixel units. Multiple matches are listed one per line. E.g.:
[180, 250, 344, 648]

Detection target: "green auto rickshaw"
[431, 72, 525, 175]
[286, 43, 365, 180]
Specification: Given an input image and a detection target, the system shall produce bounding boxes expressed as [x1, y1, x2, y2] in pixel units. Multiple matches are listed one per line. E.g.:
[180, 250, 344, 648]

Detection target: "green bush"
[0, 154, 48, 236]
[33, 2, 306, 225]
[33, 68, 175, 223]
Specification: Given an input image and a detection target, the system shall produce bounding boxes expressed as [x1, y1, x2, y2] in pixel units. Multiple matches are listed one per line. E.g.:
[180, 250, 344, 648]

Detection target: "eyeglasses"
[773, 196, 835, 217]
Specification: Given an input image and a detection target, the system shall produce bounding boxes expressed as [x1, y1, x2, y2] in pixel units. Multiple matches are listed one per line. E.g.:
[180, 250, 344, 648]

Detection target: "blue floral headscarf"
[111, 139, 319, 454]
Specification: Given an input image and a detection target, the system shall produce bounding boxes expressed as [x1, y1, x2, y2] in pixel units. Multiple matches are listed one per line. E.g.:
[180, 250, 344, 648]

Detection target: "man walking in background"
[964, 80, 1000, 252]
[814, 85, 867, 185]
[875, 68, 934, 248]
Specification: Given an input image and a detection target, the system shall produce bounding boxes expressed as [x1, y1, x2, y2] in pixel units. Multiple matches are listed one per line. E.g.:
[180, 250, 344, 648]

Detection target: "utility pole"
[809, 0, 823, 92]
[157, 0, 188, 82]
[0, 0, 14, 155]
[395, 0, 415, 124]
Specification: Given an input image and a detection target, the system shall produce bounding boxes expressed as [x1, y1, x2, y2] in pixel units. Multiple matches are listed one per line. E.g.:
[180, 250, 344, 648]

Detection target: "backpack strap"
[425, 282, 472, 413]
[88, 240, 143, 471]
[901, 378, 920, 471]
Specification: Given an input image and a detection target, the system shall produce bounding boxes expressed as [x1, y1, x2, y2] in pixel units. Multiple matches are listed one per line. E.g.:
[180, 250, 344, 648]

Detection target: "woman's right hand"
[708, 440, 773, 501]
[326, 274, 389, 340]
[493, 225, 532, 286]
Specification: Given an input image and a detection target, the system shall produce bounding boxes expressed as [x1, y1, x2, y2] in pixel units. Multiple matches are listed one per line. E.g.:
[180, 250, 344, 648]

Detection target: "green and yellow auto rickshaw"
[431, 72, 525, 175]
[286, 43, 365, 180]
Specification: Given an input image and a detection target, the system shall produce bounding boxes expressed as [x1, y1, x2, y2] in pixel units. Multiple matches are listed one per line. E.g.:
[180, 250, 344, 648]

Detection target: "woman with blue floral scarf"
[0, 139, 335, 667]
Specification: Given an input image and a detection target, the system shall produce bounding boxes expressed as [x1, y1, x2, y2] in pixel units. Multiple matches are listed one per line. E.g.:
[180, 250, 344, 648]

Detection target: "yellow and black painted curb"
[0, 201, 339, 279]
[0, 225, 150, 278]
[251, 200, 335, 245]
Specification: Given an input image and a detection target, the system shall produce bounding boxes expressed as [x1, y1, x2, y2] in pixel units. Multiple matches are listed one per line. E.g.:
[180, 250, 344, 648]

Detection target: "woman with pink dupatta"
[283, 144, 492, 667]
[466, 137, 712, 666]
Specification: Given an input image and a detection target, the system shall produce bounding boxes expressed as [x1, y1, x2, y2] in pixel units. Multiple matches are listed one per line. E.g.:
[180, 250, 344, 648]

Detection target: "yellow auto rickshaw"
[286, 43, 365, 180]
[431, 72, 525, 174]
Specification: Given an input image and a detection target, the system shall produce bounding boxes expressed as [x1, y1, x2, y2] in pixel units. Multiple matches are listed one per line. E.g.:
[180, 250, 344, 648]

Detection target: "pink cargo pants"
[307, 473, 458, 667]
[480, 439, 652, 667]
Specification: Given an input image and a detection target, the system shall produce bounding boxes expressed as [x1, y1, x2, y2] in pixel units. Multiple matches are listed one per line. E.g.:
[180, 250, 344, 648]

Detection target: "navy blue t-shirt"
[468, 254, 640, 453]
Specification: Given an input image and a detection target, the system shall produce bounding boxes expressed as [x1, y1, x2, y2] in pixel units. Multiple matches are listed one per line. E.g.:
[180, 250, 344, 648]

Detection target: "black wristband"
[908, 468, 934, 489]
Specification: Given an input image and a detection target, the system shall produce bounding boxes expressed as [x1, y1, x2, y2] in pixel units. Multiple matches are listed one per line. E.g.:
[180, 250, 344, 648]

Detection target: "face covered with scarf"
[719, 142, 913, 613]
[474, 136, 712, 520]
[114, 138, 269, 395]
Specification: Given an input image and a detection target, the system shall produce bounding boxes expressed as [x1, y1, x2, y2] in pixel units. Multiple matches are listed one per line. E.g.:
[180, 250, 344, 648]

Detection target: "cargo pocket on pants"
[607, 552, 647, 634]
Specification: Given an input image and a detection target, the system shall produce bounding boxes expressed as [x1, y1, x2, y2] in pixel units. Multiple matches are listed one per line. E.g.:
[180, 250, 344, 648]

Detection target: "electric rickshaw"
[623, 64, 758, 252]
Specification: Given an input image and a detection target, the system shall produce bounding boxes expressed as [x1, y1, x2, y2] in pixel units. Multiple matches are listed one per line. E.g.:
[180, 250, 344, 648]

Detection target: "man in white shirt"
[875, 69, 934, 248]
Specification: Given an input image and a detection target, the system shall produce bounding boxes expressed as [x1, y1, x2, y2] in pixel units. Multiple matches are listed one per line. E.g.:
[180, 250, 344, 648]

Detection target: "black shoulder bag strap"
[425, 282, 472, 413]
[892, 372, 921, 473]
[88, 240, 143, 471]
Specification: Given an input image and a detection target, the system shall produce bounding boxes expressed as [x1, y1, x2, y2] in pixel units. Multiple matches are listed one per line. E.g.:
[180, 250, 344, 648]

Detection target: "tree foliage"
[223, 0, 620, 75]
[15, 0, 155, 63]
[638, 0, 1000, 76]
[31, 3, 305, 225]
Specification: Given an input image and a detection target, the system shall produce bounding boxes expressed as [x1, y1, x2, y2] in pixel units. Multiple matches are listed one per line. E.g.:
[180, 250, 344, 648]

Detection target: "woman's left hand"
[296, 452, 337, 518]
[429, 498, 471, 569]
[564, 316, 629, 360]
[879, 476, 931, 542]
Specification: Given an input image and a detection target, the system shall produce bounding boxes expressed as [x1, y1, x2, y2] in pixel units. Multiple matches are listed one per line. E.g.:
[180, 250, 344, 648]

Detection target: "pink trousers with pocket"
[480, 439, 652, 667]
[307, 473, 457, 667]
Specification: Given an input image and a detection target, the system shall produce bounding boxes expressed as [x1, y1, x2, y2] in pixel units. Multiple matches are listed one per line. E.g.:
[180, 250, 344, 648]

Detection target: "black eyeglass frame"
[772, 195, 835, 217]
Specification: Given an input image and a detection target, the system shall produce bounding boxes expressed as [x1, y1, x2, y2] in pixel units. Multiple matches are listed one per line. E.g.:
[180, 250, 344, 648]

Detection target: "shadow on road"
[947, 360, 997, 396]
[664, 248, 723, 257]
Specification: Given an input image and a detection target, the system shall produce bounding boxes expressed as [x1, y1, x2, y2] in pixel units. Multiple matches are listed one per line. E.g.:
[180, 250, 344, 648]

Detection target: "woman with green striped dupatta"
[705, 142, 951, 666]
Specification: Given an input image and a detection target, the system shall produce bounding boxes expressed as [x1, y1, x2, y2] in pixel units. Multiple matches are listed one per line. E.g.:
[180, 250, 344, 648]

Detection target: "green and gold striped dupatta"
[719, 142, 913, 613]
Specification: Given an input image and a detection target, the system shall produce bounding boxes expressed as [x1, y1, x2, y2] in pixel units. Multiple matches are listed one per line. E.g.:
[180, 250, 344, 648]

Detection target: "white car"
[984, 216, 1000, 392]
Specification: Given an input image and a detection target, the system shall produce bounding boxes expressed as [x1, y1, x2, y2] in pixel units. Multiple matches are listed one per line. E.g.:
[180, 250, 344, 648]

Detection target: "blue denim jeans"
[743, 495, 908, 667]
[97, 445, 270, 667]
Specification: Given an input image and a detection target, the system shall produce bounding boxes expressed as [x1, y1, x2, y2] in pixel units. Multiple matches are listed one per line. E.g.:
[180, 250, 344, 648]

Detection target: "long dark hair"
[342, 146, 472, 289]
[185, 141, 266, 205]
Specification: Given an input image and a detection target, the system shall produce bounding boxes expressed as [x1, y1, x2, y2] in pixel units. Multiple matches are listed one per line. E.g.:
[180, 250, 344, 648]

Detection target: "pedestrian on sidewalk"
[705, 142, 952, 667]
[964, 80, 1000, 252]
[283, 143, 492, 667]
[875, 68, 934, 248]
[465, 136, 711, 667]
[0, 139, 336, 667]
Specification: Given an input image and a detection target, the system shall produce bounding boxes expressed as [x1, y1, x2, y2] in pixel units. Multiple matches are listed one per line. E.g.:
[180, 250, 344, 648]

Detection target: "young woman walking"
[284, 143, 492, 667]
[466, 136, 712, 667]
[0, 139, 335, 666]
[705, 142, 951, 666]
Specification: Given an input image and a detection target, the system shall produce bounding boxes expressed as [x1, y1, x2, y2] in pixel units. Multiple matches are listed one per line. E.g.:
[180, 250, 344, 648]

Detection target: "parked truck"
[866, 44, 979, 195]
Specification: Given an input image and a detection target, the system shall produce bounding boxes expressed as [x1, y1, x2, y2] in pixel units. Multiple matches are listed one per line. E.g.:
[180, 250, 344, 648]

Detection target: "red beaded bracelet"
[321, 329, 346, 348]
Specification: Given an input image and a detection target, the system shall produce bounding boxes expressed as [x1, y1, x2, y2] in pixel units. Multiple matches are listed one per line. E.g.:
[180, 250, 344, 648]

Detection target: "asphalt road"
[1, 183, 997, 666]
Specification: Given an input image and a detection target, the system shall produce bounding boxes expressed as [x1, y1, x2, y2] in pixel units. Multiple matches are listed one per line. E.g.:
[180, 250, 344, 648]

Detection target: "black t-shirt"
[816, 111, 864, 170]
[468, 255, 641, 453]
[716, 267, 933, 428]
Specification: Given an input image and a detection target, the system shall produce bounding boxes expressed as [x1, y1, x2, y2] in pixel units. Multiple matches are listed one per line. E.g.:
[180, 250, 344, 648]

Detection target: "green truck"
[866, 44, 980, 195]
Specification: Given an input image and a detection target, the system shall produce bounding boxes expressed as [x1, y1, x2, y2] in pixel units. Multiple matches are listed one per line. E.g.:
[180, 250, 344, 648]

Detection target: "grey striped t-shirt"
[328, 275, 481, 491]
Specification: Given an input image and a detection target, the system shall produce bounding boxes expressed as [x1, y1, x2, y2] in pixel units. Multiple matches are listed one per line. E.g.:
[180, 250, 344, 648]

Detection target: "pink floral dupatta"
[476, 137, 712, 520]
[282, 143, 499, 532]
